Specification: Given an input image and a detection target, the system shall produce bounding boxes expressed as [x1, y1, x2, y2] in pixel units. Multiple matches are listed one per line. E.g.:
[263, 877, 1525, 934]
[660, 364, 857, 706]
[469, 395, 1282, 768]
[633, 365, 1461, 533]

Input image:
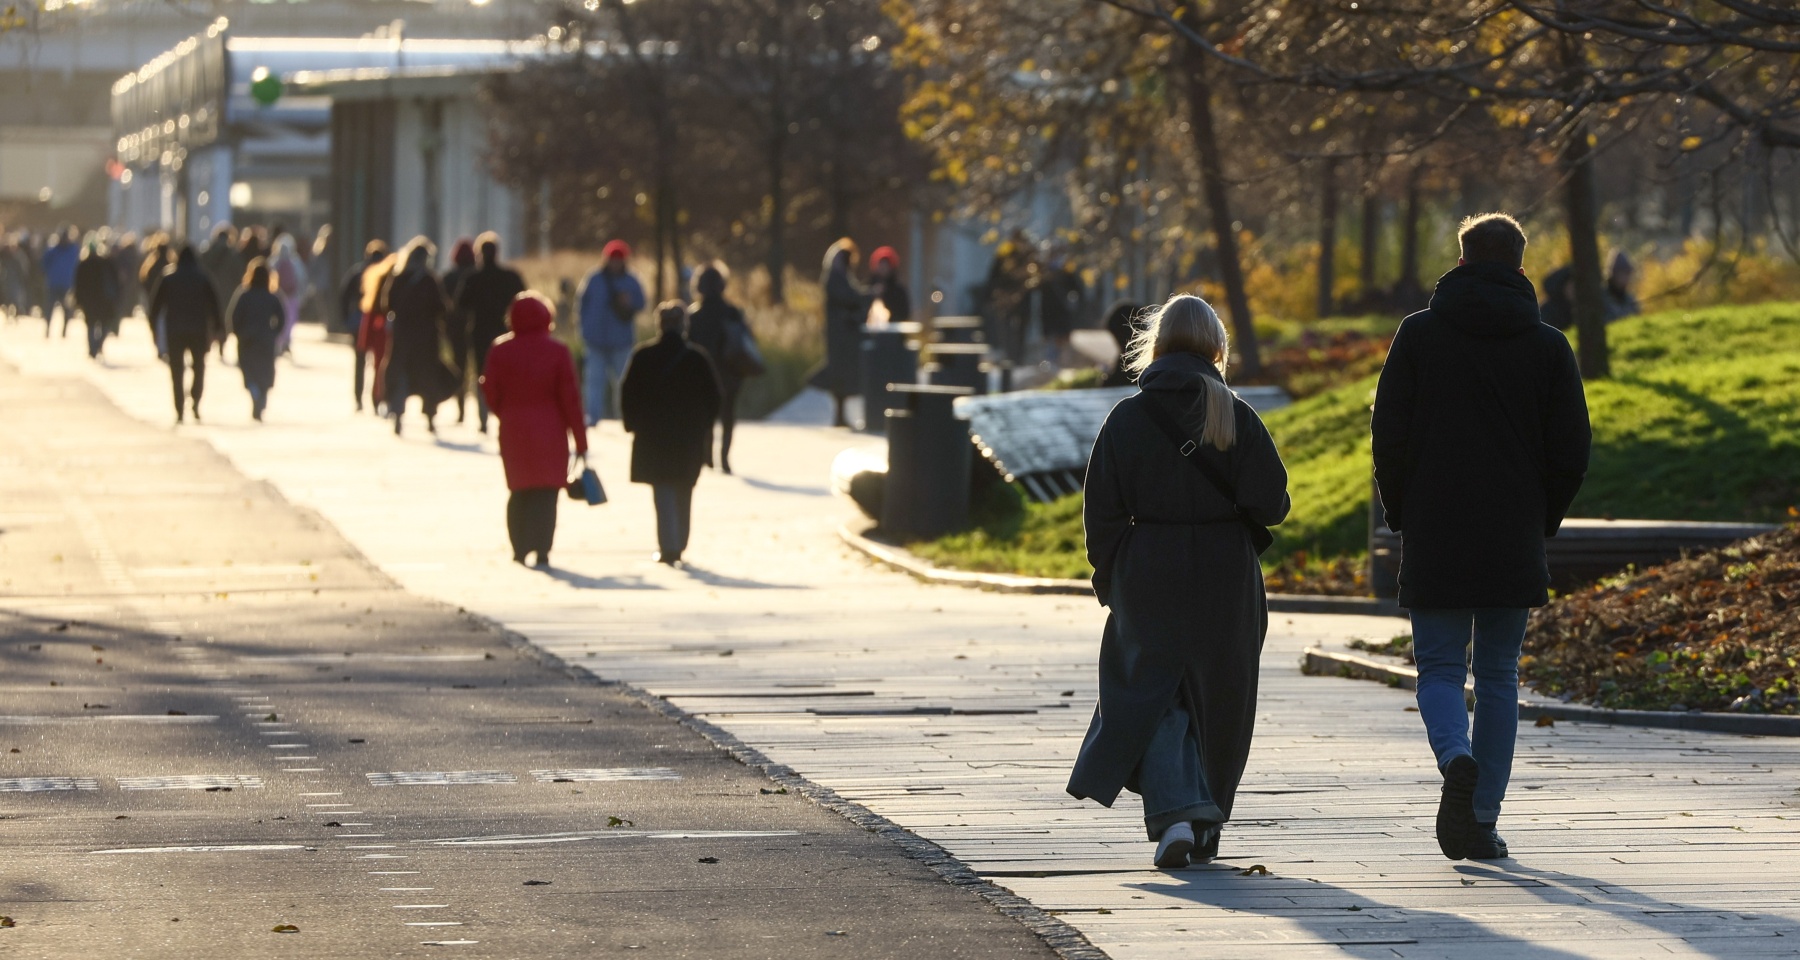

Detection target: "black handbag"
[1138, 393, 1275, 555]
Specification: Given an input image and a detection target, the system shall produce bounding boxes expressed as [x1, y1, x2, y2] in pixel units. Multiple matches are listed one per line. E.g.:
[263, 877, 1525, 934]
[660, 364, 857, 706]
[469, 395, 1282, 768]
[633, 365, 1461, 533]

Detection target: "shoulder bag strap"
[1137, 392, 1241, 508]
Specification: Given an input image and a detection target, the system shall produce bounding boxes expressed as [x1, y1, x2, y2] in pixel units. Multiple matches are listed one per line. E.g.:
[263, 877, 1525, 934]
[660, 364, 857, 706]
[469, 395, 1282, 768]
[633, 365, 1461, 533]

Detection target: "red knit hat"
[507, 291, 553, 333]
[870, 245, 899, 269]
[602, 239, 632, 261]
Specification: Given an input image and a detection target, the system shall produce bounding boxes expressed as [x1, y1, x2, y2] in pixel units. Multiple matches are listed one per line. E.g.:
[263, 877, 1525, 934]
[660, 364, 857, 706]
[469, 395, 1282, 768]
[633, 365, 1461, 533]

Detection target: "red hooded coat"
[480, 295, 588, 490]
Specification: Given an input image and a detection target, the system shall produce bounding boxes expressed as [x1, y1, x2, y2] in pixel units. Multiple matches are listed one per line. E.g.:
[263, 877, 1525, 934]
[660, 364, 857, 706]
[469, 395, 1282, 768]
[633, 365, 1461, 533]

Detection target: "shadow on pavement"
[678, 563, 808, 591]
[539, 566, 663, 590]
[734, 475, 831, 497]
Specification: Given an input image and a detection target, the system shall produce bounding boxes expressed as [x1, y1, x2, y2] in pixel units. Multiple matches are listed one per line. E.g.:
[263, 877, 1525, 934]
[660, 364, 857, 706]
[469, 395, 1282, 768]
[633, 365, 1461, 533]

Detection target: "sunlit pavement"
[6, 317, 1800, 959]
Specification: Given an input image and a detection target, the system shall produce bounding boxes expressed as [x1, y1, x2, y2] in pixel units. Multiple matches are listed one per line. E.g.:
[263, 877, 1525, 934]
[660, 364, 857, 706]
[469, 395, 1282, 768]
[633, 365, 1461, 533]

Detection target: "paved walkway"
[6, 320, 1800, 959]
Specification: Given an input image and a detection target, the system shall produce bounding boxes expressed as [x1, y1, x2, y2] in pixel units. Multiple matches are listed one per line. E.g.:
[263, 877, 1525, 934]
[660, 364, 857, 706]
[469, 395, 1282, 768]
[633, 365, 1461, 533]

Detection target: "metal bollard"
[858, 326, 920, 434]
[881, 383, 975, 540]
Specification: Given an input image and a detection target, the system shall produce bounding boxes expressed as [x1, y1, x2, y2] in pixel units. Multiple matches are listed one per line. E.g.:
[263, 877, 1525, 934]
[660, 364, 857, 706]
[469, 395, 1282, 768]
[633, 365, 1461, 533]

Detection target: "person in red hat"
[868, 245, 911, 326]
[577, 239, 647, 425]
[480, 291, 589, 568]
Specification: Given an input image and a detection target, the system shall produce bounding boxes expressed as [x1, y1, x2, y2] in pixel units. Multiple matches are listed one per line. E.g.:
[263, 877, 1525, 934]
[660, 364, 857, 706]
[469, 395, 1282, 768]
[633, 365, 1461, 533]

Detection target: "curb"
[839, 524, 1403, 617]
[489, 617, 1108, 960]
[1301, 647, 1800, 738]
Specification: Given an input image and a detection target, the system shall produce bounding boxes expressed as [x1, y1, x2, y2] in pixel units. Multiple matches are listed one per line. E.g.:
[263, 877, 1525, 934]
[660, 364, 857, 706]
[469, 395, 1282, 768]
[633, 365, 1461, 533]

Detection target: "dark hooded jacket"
[620, 332, 722, 486]
[149, 249, 223, 345]
[229, 279, 284, 392]
[1371, 261, 1592, 609]
[382, 258, 457, 405]
[456, 258, 527, 349]
[1067, 353, 1290, 822]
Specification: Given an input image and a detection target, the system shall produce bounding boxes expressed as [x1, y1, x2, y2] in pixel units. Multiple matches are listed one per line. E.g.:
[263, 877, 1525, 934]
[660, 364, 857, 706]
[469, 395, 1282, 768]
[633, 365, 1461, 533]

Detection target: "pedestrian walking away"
[455, 232, 526, 434]
[1067, 293, 1290, 870]
[382, 238, 457, 436]
[867, 245, 911, 326]
[816, 237, 869, 428]
[269, 234, 309, 355]
[1371, 212, 1592, 862]
[147, 245, 225, 423]
[73, 237, 119, 359]
[229, 258, 285, 421]
[480, 291, 588, 568]
[199, 223, 245, 323]
[577, 239, 646, 424]
[344, 240, 391, 411]
[685, 262, 758, 474]
[441, 236, 478, 423]
[42, 226, 81, 338]
[621, 301, 722, 565]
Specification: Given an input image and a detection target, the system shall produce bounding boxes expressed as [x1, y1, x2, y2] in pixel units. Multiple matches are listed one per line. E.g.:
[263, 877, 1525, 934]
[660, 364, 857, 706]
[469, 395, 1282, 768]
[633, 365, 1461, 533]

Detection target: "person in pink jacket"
[480, 292, 588, 568]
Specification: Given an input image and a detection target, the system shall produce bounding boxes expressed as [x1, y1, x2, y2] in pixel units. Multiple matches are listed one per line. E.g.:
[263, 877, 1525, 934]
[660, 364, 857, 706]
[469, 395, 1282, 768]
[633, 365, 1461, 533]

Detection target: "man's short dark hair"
[1458, 213, 1528, 268]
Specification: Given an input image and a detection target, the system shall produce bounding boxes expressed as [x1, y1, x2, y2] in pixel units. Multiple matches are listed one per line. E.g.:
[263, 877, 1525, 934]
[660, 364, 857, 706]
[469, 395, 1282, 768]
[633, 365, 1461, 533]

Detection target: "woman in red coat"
[479, 292, 588, 568]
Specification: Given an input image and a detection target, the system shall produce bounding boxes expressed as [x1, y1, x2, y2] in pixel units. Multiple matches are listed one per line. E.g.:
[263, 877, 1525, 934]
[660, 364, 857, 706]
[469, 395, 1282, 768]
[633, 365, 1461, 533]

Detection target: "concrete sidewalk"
[6, 320, 1800, 959]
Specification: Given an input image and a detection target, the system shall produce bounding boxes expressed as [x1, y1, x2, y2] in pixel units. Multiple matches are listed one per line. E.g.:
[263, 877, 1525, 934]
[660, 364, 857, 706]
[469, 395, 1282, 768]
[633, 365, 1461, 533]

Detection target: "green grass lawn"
[910, 301, 1800, 580]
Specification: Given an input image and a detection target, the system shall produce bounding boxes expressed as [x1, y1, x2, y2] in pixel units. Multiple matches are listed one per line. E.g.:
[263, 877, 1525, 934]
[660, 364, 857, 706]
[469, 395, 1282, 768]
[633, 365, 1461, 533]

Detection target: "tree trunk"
[1359, 183, 1380, 301]
[1562, 124, 1610, 379]
[1316, 156, 1339, 320]
[1178, 46, 1260, 377]
[1396, 162, 1423, 305]
[766, 125, 788, 306]
[652, 180, 668, 303]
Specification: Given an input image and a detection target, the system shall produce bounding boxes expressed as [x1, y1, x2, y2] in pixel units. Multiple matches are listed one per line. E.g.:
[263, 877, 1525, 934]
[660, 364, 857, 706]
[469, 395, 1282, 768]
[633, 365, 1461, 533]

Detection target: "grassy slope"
[911, 301, 1800, 579]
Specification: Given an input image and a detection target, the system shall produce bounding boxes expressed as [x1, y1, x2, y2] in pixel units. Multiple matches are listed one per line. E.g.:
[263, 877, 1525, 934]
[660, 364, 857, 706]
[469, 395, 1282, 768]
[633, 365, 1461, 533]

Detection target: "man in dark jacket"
[621, 301, 721, 565]
[148, 245, 224, 423]
[1371, 212, 1591, 863]
[455, 232, 526, 434]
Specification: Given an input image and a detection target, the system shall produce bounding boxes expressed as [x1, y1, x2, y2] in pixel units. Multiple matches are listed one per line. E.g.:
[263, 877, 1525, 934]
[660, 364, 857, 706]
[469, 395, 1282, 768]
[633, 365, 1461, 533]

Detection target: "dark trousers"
[719, 385, 739, 471]
[471, 336, 497, 430]
[353, 348, 368, 409]
[652, 483, 694, 559]
[167, 336, 208, 417]
[507, 487, 560, 562]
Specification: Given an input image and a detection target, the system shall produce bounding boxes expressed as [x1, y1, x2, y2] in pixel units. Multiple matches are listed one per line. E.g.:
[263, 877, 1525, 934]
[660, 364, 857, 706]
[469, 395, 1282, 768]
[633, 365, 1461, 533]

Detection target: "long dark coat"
[382, 268, 457, 406]
[818, 265, 868, 397]
[149, 254, 223, 347]
[229, 286, 283, 392]
[686, 298, 750, 397]
[1371, 261, 1591, 609]
[1067, 353, 1290, 822]
[74, 254, 118, 328]
[620, 333, 721, 486]
[456, 262, 527, 351]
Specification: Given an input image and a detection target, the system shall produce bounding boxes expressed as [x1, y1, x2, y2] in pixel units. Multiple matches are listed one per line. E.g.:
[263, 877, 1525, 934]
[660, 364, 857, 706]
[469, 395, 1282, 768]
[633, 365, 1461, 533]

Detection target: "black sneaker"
[1436, 754, 1480, 861]
[1192, 823, 1221, 865]
[1468, 823, 1510, 860]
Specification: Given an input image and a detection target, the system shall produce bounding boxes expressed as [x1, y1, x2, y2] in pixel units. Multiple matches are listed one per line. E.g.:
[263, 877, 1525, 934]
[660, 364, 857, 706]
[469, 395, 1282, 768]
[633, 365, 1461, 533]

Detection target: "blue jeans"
[1410, 607, 1529, 822]
[583, 343, 633, 424]
[1136, 703, 1224, 839]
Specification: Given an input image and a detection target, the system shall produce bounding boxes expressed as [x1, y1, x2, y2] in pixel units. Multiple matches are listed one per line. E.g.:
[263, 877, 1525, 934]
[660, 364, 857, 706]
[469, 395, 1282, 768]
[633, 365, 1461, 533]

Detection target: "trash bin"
[881, 383, 975, 540]
[931, 315, 986, 345]
[923, 343, 989, 395]
[858, 326, 920, 435]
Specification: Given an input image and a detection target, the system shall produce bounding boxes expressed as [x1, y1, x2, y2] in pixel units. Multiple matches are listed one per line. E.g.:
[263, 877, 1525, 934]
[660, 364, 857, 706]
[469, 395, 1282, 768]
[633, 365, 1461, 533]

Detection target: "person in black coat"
[621, 301, 722, 565]
[441, 237, 478, 424]
[1067, 293, 1290, 869]
[685, 263, 751, 474]
[454, 232, 527, 434]
[148, 245, 224, 423]
[229, 258, 284, 421]
[73, 240, 118, 359]
[382, 238, 456, 436]
[1371, 212, 1591, 862]
[817, 238, 868, 428]
[341, 240, 390, 411]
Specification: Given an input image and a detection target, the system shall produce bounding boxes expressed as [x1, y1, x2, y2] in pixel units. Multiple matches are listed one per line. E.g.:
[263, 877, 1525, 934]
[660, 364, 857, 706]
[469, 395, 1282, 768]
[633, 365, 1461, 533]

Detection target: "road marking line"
[366, 770, 516, 786]
[420, 941, 478, 946]
[368, 871, 420, 875]
[298, 792, 343, 796]
[0, 715, 219, 725]
[407, 922, 464, 927]
[529, 767, 681, 782]
[118, 775, 263, 791]
[0, 777, 99, 792]
[393, 904, 450, 909]
[380, 888, 435, 892]
[416, 829, 801, 846]
[282, 767, 326, 772]
[93, 844, 304, 854]
[346, 845, 397, 849]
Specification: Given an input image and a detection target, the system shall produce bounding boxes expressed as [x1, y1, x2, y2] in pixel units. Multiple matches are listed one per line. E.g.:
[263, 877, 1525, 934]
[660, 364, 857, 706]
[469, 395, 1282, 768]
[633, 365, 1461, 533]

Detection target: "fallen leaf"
[271, 923, 298, 933]
[697, 857, 719, 864]
[204, 786, 233, 793]
[825, 930, 848, 936]
[115, 815, 129, 820]
[607, 816, 633, 828]
[322, 822, 342, 827]
[719, 650, 734, 657]
[167, 710, 187, 716]
[1345, 905, 1362, 911]
[54, 622, 69, 631]
[27, 644, 41, 651]
[1060, 690, 1075, 697]
[1404, 706, 1419, 712]
[83, 704, 110, 710]
[1460, 879, 1475, 886]
[1534, 715, 1556, 727]
[91, 645, 104, 652]
[264, 714, 279, 722]
[7, 748, 18, 754]
[523, 880, 551, 886]
[348, 738, 365, 744]
[553, 778, 574, 783]
[759, 787, 788, 795]
[483, 652, 495, 660]
[1096, 908, 1112, 915]
[0, 916, 14, 928]
[1239, 865, 1271, 877]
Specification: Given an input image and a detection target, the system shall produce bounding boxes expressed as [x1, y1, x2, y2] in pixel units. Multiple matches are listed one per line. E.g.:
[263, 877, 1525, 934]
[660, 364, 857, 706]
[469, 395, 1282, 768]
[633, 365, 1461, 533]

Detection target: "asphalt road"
[0, 365, 1060, 959]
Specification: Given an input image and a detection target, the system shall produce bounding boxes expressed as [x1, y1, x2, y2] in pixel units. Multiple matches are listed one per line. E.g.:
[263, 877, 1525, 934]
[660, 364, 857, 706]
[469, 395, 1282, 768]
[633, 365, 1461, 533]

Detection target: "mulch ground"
[1521, 522, 1800, 715]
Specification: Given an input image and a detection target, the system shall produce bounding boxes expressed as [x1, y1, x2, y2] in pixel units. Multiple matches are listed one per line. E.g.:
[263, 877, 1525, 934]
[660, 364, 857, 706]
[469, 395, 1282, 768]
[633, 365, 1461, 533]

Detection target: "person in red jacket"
[480, 292, 588, 568]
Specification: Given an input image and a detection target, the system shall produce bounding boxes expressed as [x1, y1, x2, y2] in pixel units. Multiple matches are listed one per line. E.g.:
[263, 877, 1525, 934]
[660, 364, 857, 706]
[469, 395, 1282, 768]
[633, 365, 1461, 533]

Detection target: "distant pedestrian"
[1067, 293, 1290, 869]
[1603, 250, 1640, 322]
[344, 240, 391, 412]
[148, 245, 224, 424]
[577, 239, 647, 424]
[817, 238, 868, 428]
[42, 226, 80, 338]
[382, 238, 456, 436]
[1371, 213, 1591, 862]
[269, 234, 308, 355]
[455, 232, 527, 435]
[306, 226, 335, 327]
[441, 237, 479, 423]
[480, 292, 588, 568]
[199, 224, 244, 320]
[229, 258, 284, 422]
[111, 232, 145, 320]
[1099, 301, 1144, 387]
[867, 246, 911, 325]
[685, 262, 752, 474]
[73, 239, 119, 359]
[621, 301, 721, 565]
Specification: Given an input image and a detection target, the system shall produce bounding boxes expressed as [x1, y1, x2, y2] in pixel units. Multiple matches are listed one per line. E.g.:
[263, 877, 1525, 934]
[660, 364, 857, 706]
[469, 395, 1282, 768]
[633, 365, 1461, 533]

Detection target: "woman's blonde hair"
[1123, 293, 1236, 450]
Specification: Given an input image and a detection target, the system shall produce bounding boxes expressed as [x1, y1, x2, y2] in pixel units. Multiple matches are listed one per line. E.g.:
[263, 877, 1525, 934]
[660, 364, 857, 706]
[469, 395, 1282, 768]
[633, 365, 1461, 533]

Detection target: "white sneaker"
[1153, 821, 1195, 868]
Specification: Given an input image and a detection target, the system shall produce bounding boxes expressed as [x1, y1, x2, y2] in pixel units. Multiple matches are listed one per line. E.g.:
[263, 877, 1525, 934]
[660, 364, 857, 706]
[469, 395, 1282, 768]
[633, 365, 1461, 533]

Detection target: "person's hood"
[507, 293, 553, 335]
[1138, 351, 1227, 393]
[174, 247, 201, 272]
[1428, 261, 1541, 338]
